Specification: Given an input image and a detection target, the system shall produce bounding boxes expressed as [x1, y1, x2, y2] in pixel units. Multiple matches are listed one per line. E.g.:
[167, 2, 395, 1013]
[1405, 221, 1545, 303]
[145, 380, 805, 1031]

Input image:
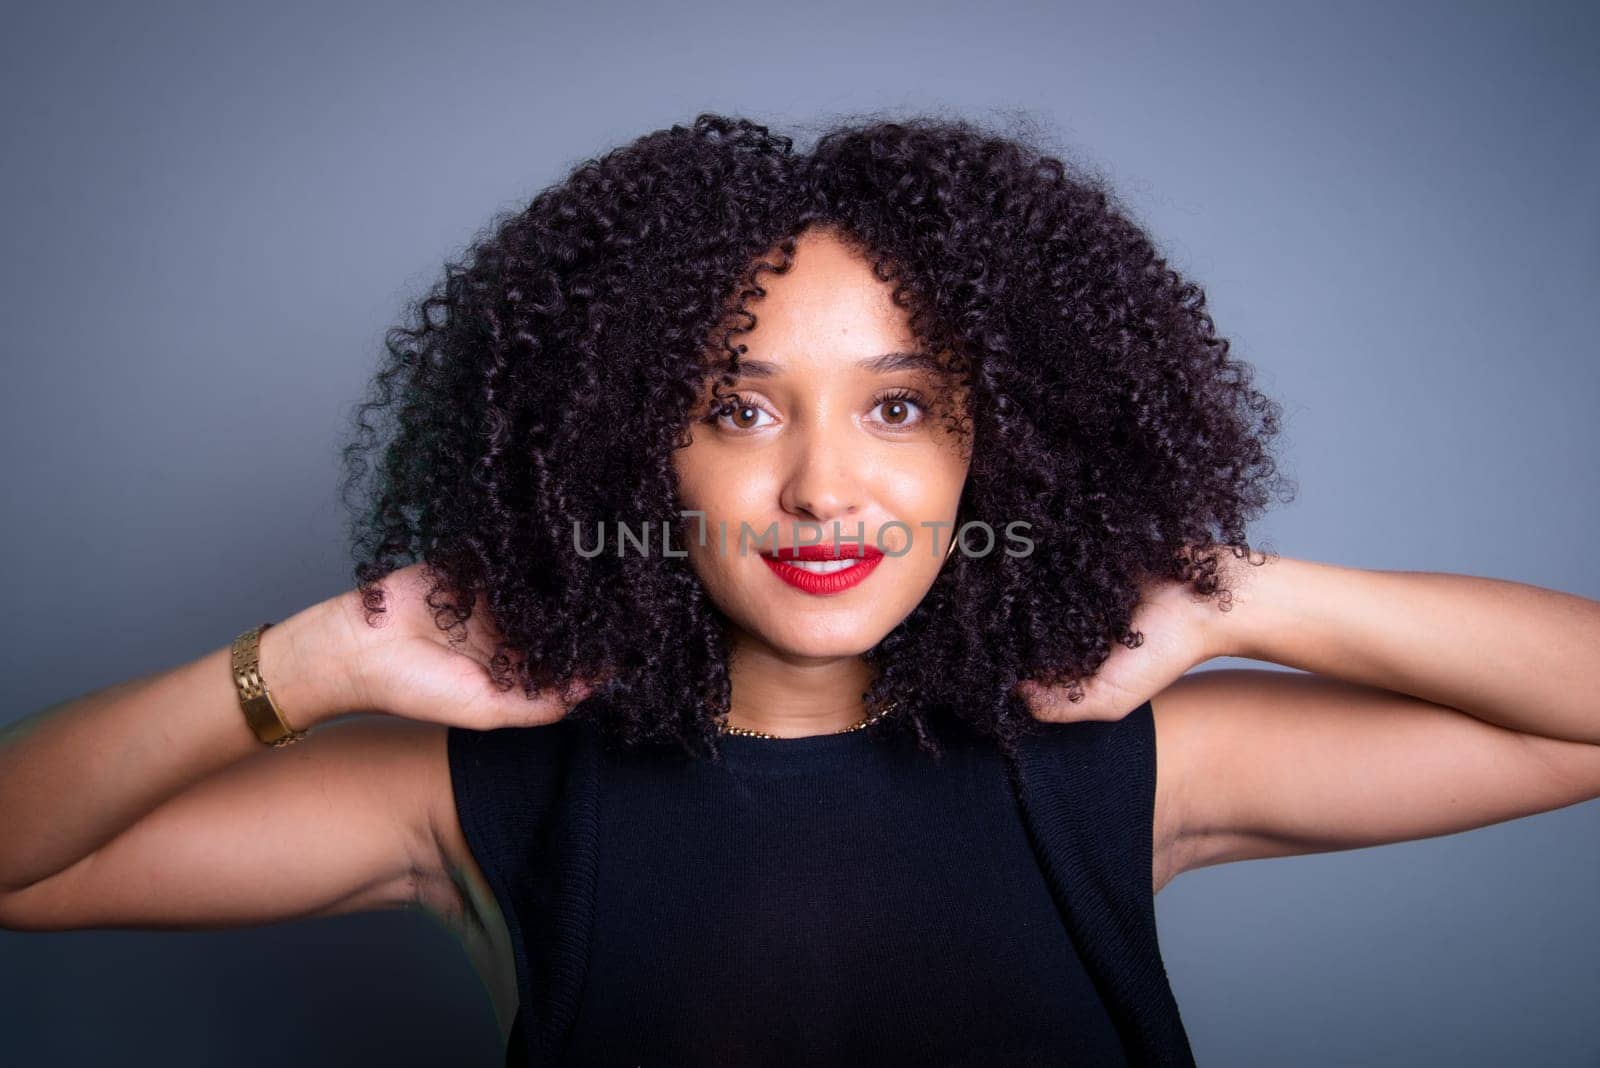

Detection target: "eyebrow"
[725, 350, 944, 379]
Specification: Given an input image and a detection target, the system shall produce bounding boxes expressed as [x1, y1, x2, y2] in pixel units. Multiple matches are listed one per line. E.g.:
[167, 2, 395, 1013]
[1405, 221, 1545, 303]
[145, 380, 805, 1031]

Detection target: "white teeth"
[781, 558, 862, 575]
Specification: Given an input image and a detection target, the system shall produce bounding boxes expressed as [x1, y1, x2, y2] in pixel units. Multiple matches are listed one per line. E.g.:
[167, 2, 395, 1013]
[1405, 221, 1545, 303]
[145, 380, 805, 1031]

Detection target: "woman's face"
[671, 227, 971, 660]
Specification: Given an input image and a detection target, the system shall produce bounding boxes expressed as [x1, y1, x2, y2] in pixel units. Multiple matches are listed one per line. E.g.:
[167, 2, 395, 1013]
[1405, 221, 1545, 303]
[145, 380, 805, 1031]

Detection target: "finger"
[460, 679, 576, 728]
[1014, 679, 1126, 723]
[491, 672, 605, 725]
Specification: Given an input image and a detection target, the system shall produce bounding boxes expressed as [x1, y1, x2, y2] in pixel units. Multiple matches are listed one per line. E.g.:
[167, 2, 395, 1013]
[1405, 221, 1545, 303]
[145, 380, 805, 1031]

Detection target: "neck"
[722, 628, 878, 738]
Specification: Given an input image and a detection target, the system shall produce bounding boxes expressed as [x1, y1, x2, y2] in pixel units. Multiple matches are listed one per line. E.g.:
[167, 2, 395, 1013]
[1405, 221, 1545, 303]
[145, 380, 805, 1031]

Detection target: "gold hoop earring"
[944, 522, 960, 562]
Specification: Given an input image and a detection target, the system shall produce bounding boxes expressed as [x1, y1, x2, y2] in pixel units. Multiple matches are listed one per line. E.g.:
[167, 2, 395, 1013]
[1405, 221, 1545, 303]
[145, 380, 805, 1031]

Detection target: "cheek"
[670, 445, 717, 514]
[677, 465, 758, 521]
[885, 460, 966, 513]
[672, 456, 768, 572]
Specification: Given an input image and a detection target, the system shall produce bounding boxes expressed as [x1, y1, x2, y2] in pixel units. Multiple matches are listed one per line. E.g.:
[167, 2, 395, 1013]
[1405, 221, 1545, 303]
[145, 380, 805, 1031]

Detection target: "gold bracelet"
[230, 622, 308, 748]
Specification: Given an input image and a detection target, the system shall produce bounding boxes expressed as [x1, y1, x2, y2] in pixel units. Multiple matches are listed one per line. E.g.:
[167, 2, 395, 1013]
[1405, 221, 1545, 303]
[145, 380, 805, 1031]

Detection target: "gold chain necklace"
[717, 702, 897, 740]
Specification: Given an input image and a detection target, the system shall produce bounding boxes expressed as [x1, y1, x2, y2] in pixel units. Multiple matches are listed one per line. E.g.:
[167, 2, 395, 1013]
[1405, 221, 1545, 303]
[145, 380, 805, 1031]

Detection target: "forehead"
[730, 229, 919, 371]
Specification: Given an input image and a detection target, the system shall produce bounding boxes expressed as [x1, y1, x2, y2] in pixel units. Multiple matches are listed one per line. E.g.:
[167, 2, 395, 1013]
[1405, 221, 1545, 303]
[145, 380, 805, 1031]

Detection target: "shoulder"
[1007, 700, 1158, 824]
[410, 719, 583, 927]
[428, 719, 585, 881]
[1015, 696, 1157, 770]
[1011, 697, 1178, 894]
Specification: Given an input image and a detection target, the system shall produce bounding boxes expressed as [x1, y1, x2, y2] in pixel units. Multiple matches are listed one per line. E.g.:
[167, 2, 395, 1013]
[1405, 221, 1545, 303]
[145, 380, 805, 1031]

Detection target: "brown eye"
[871, 389, 926, 430]
[706, 394, 774, 432]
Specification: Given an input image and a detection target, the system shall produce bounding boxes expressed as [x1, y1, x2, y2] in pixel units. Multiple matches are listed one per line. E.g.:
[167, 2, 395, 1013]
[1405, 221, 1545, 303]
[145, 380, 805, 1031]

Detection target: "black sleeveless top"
[447, 703, 1196, 1066]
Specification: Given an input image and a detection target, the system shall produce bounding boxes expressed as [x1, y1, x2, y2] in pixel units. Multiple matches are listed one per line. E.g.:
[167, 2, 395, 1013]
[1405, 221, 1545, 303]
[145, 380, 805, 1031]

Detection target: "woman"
[2, 113, 1597, 1066]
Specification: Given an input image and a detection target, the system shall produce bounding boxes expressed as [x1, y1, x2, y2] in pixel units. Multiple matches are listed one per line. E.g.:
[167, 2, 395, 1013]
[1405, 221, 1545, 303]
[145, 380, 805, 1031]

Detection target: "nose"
[778, 428, 864, 527]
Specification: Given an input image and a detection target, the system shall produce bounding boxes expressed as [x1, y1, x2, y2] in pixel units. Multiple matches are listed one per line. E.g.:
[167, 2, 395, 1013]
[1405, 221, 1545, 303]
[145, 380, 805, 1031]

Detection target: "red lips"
[760, 541, 885, 594]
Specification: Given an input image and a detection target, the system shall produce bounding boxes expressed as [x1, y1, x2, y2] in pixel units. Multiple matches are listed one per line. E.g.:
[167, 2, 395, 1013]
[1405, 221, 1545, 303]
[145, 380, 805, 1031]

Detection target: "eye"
[870, 388, 928, 430]
[704, 392, 775, 432]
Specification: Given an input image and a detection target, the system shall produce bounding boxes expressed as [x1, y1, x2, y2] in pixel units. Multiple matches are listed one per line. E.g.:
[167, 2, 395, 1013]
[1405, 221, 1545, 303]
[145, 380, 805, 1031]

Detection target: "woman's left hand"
[1012, 568, 1220, 723]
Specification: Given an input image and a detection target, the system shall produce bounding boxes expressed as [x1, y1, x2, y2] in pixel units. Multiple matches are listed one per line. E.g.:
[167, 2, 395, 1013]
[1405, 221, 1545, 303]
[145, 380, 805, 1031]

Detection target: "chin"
[746, 617, 892, 660]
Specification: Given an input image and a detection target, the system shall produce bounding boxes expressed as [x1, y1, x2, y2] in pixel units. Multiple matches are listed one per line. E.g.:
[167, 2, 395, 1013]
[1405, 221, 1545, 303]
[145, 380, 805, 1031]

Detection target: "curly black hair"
[337, 110, 1295, 764]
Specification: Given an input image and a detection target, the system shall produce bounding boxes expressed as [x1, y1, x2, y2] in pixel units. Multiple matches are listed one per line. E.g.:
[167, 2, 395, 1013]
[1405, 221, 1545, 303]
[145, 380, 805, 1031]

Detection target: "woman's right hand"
[316, 562, 602, 731]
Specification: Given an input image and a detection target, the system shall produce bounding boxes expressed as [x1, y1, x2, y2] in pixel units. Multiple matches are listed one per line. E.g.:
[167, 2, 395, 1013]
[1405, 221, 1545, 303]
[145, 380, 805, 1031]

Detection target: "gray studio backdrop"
[3, 1, 1596, 1064]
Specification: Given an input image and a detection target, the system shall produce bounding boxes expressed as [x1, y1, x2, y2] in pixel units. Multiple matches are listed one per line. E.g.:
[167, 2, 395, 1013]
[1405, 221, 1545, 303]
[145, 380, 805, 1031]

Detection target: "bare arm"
[0, 593, 389, 927]
[1214, 555, 1600, 745]
[1149, 555, 1600, 888]
[0, 561, 591, 956]
[1152, 667, 1600, 888]
[0, 596, 368, 892]
[0, 715, 448, 931]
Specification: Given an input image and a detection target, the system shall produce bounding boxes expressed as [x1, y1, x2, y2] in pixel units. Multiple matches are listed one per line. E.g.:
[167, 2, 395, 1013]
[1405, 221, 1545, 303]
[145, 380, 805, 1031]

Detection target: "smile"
[760, 545, 885, 595]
